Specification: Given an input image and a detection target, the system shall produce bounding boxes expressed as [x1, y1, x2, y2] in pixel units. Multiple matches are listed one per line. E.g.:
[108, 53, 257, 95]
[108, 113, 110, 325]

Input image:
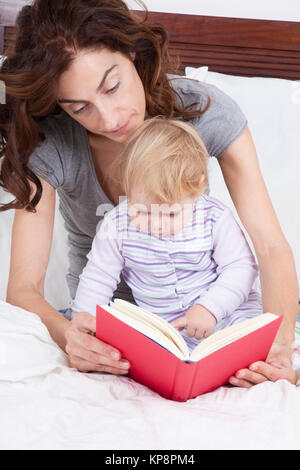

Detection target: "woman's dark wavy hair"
[0, 0, 210, 212]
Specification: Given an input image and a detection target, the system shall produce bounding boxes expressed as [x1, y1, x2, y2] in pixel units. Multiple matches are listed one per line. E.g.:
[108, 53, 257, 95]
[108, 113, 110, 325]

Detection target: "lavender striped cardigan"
[72, 194, 261, 330]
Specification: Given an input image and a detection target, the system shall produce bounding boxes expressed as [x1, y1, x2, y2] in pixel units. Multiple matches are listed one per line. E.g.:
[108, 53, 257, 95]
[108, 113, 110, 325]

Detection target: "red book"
[96, 300, 282, 402]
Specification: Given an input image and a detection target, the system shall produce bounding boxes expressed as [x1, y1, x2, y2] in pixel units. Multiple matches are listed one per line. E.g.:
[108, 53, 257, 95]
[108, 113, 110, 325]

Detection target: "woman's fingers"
[66, 336, 131, 373]
[67, 326, 119, 358]
[229, 360, 297, 388]
[66, 331, 130, 372]
[69, 355, 130, 375]
[249, 361, 296, 384]
[72, 311, 97, 334]
[65, 311, 130, 374]
[66, 340, 128, 366]
[228, 377, 253, 388]
[229, 368, 269, 388]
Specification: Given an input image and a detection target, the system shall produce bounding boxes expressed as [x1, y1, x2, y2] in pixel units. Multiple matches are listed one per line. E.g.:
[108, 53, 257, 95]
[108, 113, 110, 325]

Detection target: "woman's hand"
[229, 340, 297, 388]
[65, 312, 130, 374]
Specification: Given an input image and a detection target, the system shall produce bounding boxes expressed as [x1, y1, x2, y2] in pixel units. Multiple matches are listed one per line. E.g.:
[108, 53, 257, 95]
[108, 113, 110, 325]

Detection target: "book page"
[108, 299, 190, 358]
[100, 303, 189, 360]
[189, 313, 278, 361]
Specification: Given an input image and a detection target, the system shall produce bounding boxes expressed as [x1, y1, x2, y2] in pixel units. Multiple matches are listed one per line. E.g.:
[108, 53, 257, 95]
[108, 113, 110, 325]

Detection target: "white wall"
[128, 0, 300, 22]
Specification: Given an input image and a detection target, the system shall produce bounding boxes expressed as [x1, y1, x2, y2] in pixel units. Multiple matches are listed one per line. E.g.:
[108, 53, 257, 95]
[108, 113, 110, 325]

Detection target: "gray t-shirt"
[27, 75, 248, 302]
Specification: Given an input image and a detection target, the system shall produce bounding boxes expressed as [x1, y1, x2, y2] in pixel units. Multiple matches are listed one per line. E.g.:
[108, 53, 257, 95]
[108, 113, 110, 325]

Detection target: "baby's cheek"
[170, 217, 184, 235]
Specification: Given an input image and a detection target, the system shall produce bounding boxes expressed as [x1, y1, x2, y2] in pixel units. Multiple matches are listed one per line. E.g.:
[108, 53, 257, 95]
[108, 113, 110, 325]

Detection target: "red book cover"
[96, 305, 282, 401]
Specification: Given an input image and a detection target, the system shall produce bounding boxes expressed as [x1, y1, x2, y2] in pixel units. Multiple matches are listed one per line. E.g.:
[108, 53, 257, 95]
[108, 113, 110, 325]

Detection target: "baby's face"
[128, 189, 196, 237]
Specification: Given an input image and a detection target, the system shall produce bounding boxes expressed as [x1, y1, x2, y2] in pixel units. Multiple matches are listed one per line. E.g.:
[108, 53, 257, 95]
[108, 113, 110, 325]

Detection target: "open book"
[96, 299, 282, 401]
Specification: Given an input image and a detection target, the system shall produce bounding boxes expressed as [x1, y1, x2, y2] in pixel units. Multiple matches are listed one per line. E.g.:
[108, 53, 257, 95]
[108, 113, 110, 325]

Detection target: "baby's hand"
[170, 304, 217, 340]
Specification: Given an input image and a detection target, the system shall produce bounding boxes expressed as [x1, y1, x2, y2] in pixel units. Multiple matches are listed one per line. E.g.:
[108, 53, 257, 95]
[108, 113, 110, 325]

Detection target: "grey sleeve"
[172, 77, 248, 159]
[27, 118, 65, 189]
[192, 82, 248, 159]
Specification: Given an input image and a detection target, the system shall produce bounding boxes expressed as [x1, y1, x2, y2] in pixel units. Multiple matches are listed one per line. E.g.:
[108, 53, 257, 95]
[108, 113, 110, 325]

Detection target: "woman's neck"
[88, 132, 124, 154]
[87, 132, 125, 205]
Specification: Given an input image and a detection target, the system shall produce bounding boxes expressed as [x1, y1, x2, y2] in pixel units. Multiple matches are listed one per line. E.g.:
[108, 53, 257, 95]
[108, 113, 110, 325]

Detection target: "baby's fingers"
[186, 325, 197, 338]
[195, 329, 205, 340]
[170, 316, 187, 330]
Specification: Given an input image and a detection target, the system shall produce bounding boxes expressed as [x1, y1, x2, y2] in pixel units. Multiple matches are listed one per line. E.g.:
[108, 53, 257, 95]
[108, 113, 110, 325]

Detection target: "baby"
[72, 117, 262, 351]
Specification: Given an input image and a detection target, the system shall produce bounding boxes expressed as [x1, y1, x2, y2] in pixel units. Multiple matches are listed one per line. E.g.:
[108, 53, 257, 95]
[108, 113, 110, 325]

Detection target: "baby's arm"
[72, 214, 124, 317]
[172, 207, 258, 337]
[194, 206, 258, 322]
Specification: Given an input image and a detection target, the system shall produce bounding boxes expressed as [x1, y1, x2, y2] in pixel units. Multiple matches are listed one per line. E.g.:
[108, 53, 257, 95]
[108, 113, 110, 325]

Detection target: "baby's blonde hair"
[112, 116, 209, 204]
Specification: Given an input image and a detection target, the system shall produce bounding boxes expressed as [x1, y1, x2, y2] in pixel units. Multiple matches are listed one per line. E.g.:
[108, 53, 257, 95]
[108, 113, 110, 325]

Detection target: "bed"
[1, 8, 300, 450]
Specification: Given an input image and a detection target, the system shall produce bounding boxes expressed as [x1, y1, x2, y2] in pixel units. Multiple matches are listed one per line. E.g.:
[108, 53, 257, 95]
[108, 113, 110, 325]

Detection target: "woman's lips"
[110, 119, 130, 135]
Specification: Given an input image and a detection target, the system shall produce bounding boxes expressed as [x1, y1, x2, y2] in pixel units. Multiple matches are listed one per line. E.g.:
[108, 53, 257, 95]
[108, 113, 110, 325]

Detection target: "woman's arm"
[6, 177, 129, 375]
[218, 127, 298, 387]
[6, 177, 71, 350]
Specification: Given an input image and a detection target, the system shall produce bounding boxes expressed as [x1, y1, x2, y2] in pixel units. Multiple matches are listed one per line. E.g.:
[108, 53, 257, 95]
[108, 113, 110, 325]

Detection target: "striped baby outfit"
[72, 194, 262, 351]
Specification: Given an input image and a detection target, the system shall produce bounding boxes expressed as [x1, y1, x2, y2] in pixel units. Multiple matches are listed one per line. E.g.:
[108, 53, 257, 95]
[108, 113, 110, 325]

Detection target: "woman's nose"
[95, 99, 120, 132]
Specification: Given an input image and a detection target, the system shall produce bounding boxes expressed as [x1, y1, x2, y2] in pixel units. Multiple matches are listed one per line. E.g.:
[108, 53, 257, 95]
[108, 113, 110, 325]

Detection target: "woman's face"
[56, 48, 147, 143]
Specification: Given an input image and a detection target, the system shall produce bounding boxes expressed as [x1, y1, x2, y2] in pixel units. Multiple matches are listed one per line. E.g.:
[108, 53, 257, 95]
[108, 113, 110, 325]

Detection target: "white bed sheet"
[1, 300, 300, 450]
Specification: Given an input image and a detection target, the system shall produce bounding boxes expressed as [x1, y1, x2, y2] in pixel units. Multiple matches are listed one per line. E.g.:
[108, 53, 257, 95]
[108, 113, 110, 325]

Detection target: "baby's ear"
[199, 174, 206, 185]
[198, 174, 207, 191]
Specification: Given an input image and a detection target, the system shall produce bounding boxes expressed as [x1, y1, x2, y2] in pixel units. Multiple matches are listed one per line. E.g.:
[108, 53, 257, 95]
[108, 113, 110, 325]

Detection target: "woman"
[0, 0, 297, 388]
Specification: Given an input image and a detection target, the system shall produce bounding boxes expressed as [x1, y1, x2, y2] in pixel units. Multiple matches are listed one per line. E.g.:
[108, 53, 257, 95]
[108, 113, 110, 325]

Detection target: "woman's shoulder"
[168, 74, 248, 159]
[28, 110, 85, 189]
[168, 73, 238, 109]
[168, 73, 210, 103]
[36, 109, 80, 145]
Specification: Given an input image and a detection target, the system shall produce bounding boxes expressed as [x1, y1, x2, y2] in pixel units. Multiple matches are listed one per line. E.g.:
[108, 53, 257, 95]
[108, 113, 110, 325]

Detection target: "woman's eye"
[73, 83, 120, 115]
[107, 82, 120, 93]
[74, 105, 89, 115]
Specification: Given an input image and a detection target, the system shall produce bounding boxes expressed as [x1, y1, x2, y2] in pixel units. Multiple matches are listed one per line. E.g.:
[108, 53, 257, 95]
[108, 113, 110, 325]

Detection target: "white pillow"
[186, 66, 208, 82]
[186, 66, 300, 288]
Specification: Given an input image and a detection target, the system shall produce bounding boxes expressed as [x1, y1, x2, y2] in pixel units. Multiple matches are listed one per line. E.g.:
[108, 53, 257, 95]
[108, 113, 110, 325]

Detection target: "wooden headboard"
[1, 7, 300, 80]
[142, 12, 300, 80]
